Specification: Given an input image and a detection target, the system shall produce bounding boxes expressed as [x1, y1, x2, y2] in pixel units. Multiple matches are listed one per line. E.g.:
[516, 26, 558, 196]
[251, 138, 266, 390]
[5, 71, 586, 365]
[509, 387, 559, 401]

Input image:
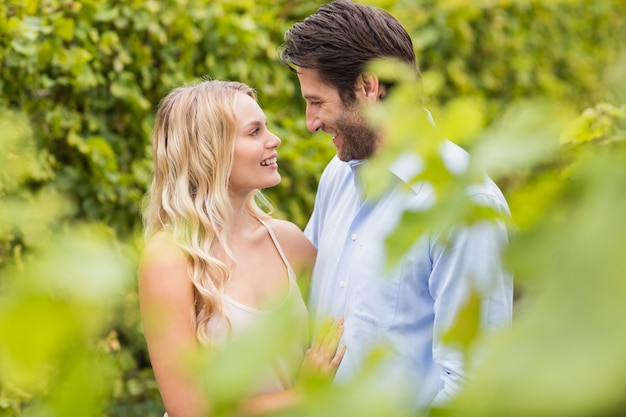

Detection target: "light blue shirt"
[304, 140, 513, 409]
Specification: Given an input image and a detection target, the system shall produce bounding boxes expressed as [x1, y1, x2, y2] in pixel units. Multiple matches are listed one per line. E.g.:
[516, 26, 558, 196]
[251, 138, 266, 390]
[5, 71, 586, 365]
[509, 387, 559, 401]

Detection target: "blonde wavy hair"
[143, 79, 272, 343]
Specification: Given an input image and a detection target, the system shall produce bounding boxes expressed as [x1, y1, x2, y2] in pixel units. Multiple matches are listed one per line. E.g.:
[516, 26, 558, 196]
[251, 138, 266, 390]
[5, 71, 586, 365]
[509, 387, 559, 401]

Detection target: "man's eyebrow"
[303, 94, 321, 100]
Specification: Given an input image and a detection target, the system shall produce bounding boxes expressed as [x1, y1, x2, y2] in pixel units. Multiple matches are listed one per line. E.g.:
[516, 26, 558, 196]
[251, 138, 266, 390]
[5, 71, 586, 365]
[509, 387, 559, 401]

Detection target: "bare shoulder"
[266, 218, 316, 272]
[266, 218, 310, 249]
[139, 231, 190, 293]
[140, 231, 187, 269]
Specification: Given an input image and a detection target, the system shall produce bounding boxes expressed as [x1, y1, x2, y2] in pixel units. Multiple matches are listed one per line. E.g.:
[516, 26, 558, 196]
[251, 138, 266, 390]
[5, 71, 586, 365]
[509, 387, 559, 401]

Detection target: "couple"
[139, 2, 513, 417]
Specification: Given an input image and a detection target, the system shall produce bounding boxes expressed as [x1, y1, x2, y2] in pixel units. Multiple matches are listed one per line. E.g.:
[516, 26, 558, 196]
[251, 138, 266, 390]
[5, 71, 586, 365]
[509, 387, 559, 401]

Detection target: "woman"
[139, 80, 345, 417]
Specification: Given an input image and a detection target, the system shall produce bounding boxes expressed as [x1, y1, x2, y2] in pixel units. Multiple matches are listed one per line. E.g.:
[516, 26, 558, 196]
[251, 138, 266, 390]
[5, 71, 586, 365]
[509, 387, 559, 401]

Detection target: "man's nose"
[306, 108, 322, 133]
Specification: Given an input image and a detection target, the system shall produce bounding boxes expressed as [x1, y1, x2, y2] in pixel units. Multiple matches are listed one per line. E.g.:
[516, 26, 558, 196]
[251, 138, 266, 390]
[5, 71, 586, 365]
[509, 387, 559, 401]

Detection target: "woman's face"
[229, 93, 282, 195]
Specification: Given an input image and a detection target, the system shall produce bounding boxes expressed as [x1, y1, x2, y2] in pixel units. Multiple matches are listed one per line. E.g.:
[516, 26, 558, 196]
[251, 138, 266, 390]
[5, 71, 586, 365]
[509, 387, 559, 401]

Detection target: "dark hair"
[278, 0, 420, 103]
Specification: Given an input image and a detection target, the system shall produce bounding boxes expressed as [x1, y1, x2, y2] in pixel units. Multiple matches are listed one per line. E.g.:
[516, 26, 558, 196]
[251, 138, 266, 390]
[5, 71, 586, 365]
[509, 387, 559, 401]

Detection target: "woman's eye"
[250, 128, 259, 136]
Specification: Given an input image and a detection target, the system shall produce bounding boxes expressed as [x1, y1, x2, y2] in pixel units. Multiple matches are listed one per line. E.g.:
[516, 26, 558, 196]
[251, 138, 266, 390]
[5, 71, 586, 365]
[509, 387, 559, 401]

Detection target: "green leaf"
[441, 288, 482, 355]
[55, 17, 75, 41]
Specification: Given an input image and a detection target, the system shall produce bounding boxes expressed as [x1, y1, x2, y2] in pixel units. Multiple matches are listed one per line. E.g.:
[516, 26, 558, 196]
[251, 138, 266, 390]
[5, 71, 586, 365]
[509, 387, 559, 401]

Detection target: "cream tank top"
[203, 219, 309, 394]
[164, 220, 309, 417]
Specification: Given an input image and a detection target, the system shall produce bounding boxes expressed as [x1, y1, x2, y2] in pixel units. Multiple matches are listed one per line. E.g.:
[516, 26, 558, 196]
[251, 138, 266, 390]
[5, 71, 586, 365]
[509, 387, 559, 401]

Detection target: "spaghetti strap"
[257, 218, 296, 281]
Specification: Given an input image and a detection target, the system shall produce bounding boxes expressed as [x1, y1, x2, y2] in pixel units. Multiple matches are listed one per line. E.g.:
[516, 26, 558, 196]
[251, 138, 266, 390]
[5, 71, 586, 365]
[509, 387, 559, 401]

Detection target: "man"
[279, 0, 513, 410]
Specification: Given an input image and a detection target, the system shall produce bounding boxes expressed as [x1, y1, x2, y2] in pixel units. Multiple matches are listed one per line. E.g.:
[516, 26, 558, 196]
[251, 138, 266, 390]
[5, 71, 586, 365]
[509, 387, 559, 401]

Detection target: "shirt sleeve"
[428, 192, 513, 404]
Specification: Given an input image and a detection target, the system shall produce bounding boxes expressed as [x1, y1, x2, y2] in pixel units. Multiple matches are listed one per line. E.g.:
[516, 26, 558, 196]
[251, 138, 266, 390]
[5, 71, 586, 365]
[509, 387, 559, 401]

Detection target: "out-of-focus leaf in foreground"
[440, 56, 626, 417]
[0, 112, 134, 416]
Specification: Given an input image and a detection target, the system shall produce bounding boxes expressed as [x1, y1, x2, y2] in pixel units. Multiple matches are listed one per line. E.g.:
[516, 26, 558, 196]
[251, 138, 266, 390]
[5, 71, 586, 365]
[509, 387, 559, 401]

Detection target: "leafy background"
[1, 0, 625, 416]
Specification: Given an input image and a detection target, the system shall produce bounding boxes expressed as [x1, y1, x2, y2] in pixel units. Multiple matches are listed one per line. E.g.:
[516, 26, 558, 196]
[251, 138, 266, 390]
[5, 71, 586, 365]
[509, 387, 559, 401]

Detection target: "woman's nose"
[268, 130, 281, 148]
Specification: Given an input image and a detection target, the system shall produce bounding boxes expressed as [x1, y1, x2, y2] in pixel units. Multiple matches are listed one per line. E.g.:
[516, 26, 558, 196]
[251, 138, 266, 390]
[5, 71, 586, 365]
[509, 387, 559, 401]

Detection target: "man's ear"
[356, 73, 386, 102]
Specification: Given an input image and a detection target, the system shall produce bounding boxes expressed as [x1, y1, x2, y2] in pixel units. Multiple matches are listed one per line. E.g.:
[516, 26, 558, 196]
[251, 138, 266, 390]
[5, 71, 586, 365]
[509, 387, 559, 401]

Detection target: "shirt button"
[339, 281, 346, 288]
[350, 233, 357, 241]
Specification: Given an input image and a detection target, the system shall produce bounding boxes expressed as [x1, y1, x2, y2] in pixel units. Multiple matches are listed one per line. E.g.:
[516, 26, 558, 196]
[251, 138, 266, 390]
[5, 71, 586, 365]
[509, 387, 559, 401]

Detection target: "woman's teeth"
[260, 157, 276, 166]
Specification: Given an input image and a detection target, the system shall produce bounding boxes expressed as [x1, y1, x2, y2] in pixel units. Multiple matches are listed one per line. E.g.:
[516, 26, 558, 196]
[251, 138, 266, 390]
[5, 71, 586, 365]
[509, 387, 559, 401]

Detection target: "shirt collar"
[347, 159, 365, 169]
[345, 151, 424, 198]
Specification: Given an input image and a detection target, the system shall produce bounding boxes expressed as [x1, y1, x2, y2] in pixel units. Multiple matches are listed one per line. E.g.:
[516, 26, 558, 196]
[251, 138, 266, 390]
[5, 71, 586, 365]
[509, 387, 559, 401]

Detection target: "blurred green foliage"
[442, 70, 626, 417]
[0, 111, 137, 416]
[367, 53, 626, 417]
[1, 0, 625, 416]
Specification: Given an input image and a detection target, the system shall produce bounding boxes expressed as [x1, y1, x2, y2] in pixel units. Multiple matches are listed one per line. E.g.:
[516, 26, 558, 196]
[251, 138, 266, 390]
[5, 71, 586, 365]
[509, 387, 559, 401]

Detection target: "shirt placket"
[334, 163, 373, 318]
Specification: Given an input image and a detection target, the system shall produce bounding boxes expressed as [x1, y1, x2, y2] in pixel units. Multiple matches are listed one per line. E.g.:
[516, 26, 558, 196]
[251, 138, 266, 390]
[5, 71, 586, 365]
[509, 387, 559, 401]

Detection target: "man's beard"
[335, 105, 378, 162]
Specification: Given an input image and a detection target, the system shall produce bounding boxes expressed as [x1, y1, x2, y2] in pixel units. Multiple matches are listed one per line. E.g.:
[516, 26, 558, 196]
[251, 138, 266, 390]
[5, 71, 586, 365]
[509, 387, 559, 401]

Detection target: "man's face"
[296, 67, 378, 161]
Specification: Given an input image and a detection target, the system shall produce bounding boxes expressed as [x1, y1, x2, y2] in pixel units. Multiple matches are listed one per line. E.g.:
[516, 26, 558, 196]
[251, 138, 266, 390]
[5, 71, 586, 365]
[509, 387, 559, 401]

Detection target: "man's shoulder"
[442, 141, 510, 214]
[406, 140, 509, 213]
[440, 140, 470, 174]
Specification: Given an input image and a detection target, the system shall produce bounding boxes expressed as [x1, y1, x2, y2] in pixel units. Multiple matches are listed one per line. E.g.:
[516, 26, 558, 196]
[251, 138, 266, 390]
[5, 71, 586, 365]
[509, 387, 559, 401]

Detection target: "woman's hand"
[299, 317, 346, 382]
